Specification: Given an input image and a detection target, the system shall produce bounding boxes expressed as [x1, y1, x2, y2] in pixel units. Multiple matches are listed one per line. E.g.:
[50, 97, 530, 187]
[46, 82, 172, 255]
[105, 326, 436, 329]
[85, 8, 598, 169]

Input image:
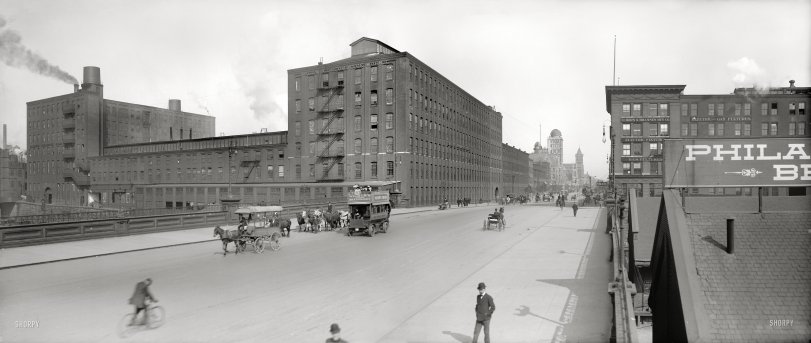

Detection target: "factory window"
[744, 103, 751, 116]
[385, 113, 393, 129]
[632, 143, 642, 156]
[337, 71, 344, 86]
[708, 104, 715, 116]
[322, 162, 329, 178]
[659, 103, 668, 116]
[266, 166, 273, 178]
[632, 103, 641, 116]
[370, 90, 378, 105]
[354, 138, 362, 154]
[622, 144, 631, 156]
[659, 123, 669, 136]
[278, 166, 284, 178]
[622, 162, 631, 175]
[355, 92, 362, 104]
[371, 162, 378, 177]
[789, 103, 797, 115]
[761, 103, 768, 115]
[800, 102, 806, 115]
[322, 73, 329, 88]
[370, 114, 378, 130]
[337, 94, 344, 109]
[308, 97, 315, 111]
[680, 104, 687, 116]
[295, 164, 301, 179]
[770, 102, 778, 115]
[385, 136, 394, 153]
[632, 123, 641, 136]
[770, 122, 777, 135]
[309, 142, 315, 155]
[354, 68, 362, 84]
[308, 120, 314, 134]
[734, 123, 741, 136]
[681, 123, 688, 136]
[743, 123, 751, 136]
[354, 162, 362, 179]
[371, 137, 379, 154]
[295, 121, 301, 136]
[295, 142, 302, 156]
[337, 163, 344, 177]
[387, 161, 394, 176]
[295, 99, 301, 112]
[648, 123, 658, 136]
[789, 122, 796, 135]
[169, 127, 173, 140]
[690, 123, 697, 136]
[649, 142, 661, 155]
[308, 75, 315, 90]
[385, 88, 393, 105]
[622, 123, 631, 136]
[354, 116, 361, 132]
[278, 150, 284, 158]
[370, 66, 377, 82]
[309, 164, 314, 178]
[295, 77, 300, 91]
[717, 103, 725, 116]
[633, 162, 642, 175]
[761, 123, 768, 136]
[708, 123, 715, 136]
[799, 123, 806, 135]
[385, 64, 393, 80]
[734, 104, 741, 116]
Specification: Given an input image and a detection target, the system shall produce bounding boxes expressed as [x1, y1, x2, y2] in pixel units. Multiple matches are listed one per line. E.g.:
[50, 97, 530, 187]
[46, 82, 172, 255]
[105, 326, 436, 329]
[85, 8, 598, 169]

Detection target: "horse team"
[295, 209, 350, 233]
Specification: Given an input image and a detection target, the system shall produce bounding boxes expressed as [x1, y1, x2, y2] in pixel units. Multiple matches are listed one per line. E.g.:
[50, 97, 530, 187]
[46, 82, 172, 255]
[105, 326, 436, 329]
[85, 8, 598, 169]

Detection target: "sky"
[1, 0, 809, 179]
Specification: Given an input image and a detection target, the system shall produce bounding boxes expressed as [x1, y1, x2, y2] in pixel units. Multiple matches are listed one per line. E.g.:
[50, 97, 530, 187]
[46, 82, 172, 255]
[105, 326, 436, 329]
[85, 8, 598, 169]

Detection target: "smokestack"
[2, 124, 6, 149]
[789, 80, 795, 88]
[168, 99, 181, 111]
[82, 66, 101, 85]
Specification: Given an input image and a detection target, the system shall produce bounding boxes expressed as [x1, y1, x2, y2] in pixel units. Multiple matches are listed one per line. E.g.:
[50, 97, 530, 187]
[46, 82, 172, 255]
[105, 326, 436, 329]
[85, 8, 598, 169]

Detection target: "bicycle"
[117, 302, 165, 338]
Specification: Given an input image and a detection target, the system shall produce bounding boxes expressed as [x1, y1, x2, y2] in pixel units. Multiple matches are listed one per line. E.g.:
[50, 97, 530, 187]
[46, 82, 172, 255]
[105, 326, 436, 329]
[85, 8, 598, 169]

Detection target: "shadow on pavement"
[440, 330, 471, 342]
[514, 305, 565, 325]
[534, 208, 612, 342]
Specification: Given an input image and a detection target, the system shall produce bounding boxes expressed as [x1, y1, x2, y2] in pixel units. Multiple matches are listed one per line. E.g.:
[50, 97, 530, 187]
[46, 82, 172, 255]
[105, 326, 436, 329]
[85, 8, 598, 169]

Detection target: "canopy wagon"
[346, 190, 391, 237]
[234, 205, 284, 253]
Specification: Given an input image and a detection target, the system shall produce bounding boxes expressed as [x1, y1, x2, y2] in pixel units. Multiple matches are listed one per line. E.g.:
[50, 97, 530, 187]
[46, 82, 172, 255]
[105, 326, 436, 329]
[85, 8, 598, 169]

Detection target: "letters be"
[773, 164, 811, 181]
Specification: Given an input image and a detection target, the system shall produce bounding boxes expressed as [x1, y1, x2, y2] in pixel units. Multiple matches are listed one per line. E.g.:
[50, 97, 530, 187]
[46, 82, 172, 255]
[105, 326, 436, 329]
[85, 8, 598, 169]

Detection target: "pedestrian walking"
[326, 323, 348, 343]
[572, 203, 579, 217]
[472, 282, 495, 343]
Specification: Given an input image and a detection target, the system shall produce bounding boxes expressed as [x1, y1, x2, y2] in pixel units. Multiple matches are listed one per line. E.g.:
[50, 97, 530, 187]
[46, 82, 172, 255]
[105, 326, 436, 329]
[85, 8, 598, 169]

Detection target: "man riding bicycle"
[128, 278, 158, 326]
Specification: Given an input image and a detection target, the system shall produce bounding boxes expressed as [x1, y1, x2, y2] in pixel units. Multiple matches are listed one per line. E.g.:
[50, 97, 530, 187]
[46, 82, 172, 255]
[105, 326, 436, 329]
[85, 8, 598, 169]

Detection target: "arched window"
[354, 138, 362, 154]
[295, 142, 302, 157]
[370, 137, 378, 154]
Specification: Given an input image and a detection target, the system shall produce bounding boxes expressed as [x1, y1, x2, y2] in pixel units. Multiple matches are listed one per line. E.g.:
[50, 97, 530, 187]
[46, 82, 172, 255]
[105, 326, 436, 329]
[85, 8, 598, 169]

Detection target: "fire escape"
[315, 77, 345, 182]
[61, 105, 91, 188]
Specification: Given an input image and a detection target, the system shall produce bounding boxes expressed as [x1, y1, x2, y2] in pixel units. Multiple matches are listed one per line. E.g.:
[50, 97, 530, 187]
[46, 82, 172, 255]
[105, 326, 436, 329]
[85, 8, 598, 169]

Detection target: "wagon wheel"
[254, 237, 266, 254]
[269, 233, 281, 251]
[380, 221, 388, 233]
[368, 224, 375, 237]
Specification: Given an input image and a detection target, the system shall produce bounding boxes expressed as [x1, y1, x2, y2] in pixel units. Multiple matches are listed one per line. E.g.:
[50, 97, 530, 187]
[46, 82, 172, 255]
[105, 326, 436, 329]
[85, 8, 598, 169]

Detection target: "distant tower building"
[548, 129, 563, 164]
[576, 147, 584, 181]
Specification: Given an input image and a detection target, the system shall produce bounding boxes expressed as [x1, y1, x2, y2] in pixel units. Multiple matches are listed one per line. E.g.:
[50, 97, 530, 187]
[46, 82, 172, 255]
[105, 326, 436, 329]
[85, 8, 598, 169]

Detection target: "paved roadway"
[0, 205, 610, 343]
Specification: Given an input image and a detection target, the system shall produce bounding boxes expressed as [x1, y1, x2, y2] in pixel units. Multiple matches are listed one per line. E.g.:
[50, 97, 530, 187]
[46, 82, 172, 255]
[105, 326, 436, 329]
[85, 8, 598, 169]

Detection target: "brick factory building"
[25, 67, 215, 206]
[501, 143, 529, 196]
[1, 124, 27, 217]
[287, 37, 504, 207]
[605, 82, 811, 198]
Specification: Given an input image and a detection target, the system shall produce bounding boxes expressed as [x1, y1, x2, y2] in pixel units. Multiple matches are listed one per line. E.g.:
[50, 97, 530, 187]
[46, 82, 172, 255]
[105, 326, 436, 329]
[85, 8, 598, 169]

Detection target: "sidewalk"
[378, 207, 612, 343]
[0, 203, 490, 270]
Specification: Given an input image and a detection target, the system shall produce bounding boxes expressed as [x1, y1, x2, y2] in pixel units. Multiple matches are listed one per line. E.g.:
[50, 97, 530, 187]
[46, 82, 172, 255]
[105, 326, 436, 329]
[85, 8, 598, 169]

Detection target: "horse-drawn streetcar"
[346, 189, 391, 237]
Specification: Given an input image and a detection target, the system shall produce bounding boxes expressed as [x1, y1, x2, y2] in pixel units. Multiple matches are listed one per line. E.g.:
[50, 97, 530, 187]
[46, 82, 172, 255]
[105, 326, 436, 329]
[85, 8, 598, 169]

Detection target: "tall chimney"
[168, 99, 181, 111]
[789, 80, 795, 88]
[81, 66, 103, 96]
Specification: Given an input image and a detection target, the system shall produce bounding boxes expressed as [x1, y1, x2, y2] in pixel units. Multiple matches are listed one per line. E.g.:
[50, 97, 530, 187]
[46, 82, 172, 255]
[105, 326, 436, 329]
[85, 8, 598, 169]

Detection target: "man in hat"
[326, 323, 348, 343]
[473, 282, 495, 343]
[128, 278, 158, 326]
[572, 202, 579, 217]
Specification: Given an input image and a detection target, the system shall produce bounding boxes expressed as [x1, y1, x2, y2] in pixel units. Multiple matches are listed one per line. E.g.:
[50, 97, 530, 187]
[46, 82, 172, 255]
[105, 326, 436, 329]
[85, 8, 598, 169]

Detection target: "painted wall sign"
[620, 117, 670, 122]
[664, 138, 811, 187]
[689, 116, 752, 122]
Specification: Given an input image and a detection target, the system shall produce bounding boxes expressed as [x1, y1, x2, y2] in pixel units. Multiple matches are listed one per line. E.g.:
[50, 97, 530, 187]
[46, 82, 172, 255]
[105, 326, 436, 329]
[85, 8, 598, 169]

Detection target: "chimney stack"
[789, 80, 795, 88]
[168, 99, 181, 111]
[81, 66, 103, 96]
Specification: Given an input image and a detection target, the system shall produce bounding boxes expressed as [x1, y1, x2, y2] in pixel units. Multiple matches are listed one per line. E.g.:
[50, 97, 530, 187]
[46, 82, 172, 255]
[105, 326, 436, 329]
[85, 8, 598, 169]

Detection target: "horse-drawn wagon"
[213, 205, 286, 254]
[346, 190, 391, 237]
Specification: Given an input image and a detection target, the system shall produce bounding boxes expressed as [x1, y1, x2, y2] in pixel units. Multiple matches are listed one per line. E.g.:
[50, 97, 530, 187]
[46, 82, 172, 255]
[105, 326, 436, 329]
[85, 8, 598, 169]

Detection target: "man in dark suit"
[128, 278, 158, 326]
[473, 282, 495, 343]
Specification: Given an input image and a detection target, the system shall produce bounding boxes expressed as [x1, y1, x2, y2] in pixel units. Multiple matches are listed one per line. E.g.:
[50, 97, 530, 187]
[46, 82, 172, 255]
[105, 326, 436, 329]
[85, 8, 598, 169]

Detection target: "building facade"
[501, 143, 529, 196]
[287, 37, 504, 207]
[25, 67, 215, 206]
[606, 82, 811, 198]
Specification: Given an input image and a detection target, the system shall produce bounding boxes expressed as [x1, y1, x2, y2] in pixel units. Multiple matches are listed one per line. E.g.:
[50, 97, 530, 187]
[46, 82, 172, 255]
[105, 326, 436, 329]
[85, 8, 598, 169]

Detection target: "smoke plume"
[0, 16, 78, 84]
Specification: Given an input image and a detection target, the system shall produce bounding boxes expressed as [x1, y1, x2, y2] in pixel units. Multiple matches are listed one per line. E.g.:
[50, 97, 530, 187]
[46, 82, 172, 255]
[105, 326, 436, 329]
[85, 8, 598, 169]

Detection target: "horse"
[296, 211, 311, 232]
[270, 217, 292, 237]
[213, 226, 243, 255]
[307, 209, 324, 232]
[322, 211, 342, 231]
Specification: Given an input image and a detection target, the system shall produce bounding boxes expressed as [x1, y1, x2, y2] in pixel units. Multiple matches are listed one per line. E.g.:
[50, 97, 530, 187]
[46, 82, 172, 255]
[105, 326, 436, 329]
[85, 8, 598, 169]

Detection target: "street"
[0, 205, 611, 343]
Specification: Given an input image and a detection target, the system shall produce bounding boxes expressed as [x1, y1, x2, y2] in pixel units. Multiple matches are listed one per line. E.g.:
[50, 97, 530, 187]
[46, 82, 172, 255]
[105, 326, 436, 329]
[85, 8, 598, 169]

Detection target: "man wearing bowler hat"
[472, 282, 495, 343]
[326, 323, 348, 343]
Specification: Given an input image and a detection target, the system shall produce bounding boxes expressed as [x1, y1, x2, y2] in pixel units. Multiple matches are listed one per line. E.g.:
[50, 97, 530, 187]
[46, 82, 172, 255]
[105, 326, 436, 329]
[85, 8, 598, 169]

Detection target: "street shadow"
[514, 305, 565, 325]
[441, 330, 471, 343]
[533, 208, 613, 342]
[701, 235, 727, 252]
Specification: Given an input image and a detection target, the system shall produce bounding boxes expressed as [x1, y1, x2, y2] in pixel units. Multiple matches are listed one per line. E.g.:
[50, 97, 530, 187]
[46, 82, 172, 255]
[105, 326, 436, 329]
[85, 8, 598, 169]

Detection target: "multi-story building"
[0, 127, 27, 217]
[287, 37, 504, 206]
[606, 81, 810, 198]
[501, 143, 529, 196]
[26, 67, 215, 205]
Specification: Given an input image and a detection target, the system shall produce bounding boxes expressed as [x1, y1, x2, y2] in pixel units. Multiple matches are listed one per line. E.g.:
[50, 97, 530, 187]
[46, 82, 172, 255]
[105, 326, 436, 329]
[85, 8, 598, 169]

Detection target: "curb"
[1, 204, 491, 270]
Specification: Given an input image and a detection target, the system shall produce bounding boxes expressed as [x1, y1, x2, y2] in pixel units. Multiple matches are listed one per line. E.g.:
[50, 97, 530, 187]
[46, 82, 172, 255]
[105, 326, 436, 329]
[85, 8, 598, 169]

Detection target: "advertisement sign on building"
[664, 138, 811, 188]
